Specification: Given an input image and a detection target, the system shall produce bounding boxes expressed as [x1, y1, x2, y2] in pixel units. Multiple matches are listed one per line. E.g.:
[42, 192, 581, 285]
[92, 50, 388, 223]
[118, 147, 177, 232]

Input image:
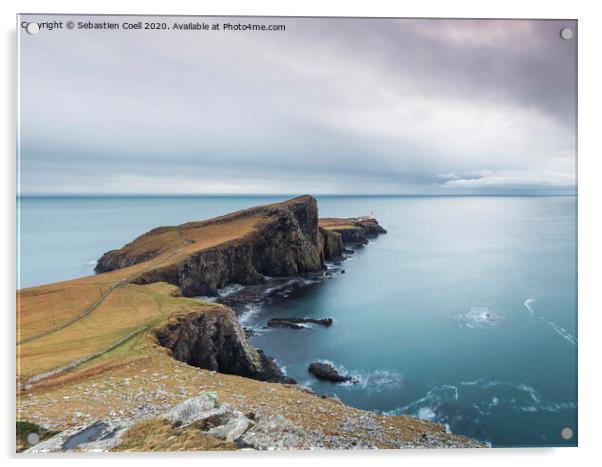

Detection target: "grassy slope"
[17, 215, 262, 380]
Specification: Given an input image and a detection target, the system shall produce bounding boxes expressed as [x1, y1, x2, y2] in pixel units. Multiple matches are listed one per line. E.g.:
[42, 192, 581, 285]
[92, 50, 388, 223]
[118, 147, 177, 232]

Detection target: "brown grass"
[319, 218, 357, 230]
[113, 419, 237, 452]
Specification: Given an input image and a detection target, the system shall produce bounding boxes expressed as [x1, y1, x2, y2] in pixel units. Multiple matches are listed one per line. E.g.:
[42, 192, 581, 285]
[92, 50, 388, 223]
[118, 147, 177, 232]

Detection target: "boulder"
[308, 362, 356, 383]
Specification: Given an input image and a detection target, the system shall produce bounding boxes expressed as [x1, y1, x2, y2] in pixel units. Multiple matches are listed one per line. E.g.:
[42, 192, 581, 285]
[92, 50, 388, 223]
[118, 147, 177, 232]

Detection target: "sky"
[18, 16, 577, 195]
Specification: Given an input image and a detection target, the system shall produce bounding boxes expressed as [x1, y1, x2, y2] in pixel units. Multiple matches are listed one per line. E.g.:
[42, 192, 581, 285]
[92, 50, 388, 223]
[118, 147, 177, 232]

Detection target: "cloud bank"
[18, 16, 576, 195]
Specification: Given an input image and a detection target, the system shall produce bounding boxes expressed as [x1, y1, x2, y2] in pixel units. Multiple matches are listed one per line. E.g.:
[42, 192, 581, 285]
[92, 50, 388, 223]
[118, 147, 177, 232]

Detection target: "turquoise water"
[17, 195, 577, 447]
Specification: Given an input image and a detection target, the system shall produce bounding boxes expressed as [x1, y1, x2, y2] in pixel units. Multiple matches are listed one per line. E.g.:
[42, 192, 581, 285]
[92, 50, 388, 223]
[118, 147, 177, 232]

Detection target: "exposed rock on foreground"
[25, 393, 482, 452]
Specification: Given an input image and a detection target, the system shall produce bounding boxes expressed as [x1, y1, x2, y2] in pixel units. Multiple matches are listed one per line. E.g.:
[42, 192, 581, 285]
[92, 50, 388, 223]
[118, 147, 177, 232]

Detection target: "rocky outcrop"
[308, 362, 357, 383]
[267, 317, 333, 329]
[154, 305, 294, 384]
[319, 217, 387, 247]
[25, 392, 484, 452]
[95, 196, 324, 297]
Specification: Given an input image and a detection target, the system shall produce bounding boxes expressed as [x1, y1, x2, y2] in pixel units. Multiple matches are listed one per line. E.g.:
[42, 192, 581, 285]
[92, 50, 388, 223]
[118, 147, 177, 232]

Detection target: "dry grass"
[17, 282, 199, 378]
[16, 213, 264, 380]
[319, 218, 358, 230]
[113, 419, 237, 452]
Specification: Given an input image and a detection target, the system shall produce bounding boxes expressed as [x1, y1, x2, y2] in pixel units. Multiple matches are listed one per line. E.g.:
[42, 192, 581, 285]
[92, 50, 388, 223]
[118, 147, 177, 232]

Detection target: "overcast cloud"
[18, 16, 576, 195]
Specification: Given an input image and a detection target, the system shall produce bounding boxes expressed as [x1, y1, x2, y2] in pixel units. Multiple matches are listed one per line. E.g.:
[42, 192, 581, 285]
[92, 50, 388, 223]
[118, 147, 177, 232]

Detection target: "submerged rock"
[267, 317, 333, 329]
[308, 362, 357, 383]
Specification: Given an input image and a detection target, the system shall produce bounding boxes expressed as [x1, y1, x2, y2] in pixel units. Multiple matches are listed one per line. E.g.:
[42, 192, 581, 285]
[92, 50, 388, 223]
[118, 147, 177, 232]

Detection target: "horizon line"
[16, 192, 577, 198]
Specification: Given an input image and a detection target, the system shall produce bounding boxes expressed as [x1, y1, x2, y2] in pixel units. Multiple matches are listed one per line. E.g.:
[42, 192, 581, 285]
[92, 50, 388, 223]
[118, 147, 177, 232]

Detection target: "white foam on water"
[85, 260, 97, 266]
[460, 379, 485, 386]
[264, 279, 299, 295]
[313, 361, 405, 392]
[524, 298, 577, 346]
[387, 379, 575, 421]
[480, 380, 541, 402]
[524, 298, 536, 317]
[347, 369, 406, 391]
[456, 306, 503, 329]
[545, 319, 578, 345]
[417, 407, 437, 421]
[218, 283, 245, 297]
[274, 360, 288, 375]
[385, 384, 459, 417]
[238, 303, 262, 326]
[193, 296, 218, 303]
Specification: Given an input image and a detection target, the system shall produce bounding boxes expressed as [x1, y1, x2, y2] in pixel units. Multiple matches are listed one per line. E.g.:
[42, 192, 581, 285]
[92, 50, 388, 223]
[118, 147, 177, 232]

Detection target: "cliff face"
[154, 305, 294, 384]
[319, 228, 344, 261]
[319, 217, 388, 246]
[95, 196, 323, 297]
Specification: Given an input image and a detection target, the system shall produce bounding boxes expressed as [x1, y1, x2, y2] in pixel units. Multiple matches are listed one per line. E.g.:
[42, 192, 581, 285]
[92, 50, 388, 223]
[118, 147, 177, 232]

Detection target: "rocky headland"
[16, 196, 482, 451]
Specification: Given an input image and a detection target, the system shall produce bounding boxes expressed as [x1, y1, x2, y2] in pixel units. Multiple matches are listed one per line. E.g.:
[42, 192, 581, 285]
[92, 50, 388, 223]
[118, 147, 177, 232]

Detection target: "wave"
[238, 303, 263, 326]
[383, 384, 459, 416]
[85, 260, 97, 266]
[193, 295, 219, 303]
[264, 278, 319, 296]
[218, 283, 245, 297]
[455, 306, 503, 329]
[524, 299, 577, 346]
[388, 379, 575, 422]
[524, 298, 536, 317]
[311, 360, 406, 392]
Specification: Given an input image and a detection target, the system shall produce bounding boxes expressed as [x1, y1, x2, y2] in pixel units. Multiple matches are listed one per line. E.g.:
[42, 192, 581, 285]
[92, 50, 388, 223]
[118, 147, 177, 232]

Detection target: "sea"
[17, 195, 577, 447]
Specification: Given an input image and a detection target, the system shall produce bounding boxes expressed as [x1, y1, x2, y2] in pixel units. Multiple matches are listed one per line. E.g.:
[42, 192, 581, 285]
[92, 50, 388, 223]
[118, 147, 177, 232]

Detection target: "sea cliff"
[17, 196, 481, 451]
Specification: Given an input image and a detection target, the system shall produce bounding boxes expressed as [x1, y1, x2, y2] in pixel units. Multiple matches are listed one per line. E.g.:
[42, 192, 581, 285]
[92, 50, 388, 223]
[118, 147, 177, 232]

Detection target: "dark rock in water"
[308, 362, 356, 383]
[267, 317, 333, 329]
[155, 305, 296, 384]
[343, 248, 355, 255]
[267, 320, 304, 330]
[340, 270, 346, 274]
